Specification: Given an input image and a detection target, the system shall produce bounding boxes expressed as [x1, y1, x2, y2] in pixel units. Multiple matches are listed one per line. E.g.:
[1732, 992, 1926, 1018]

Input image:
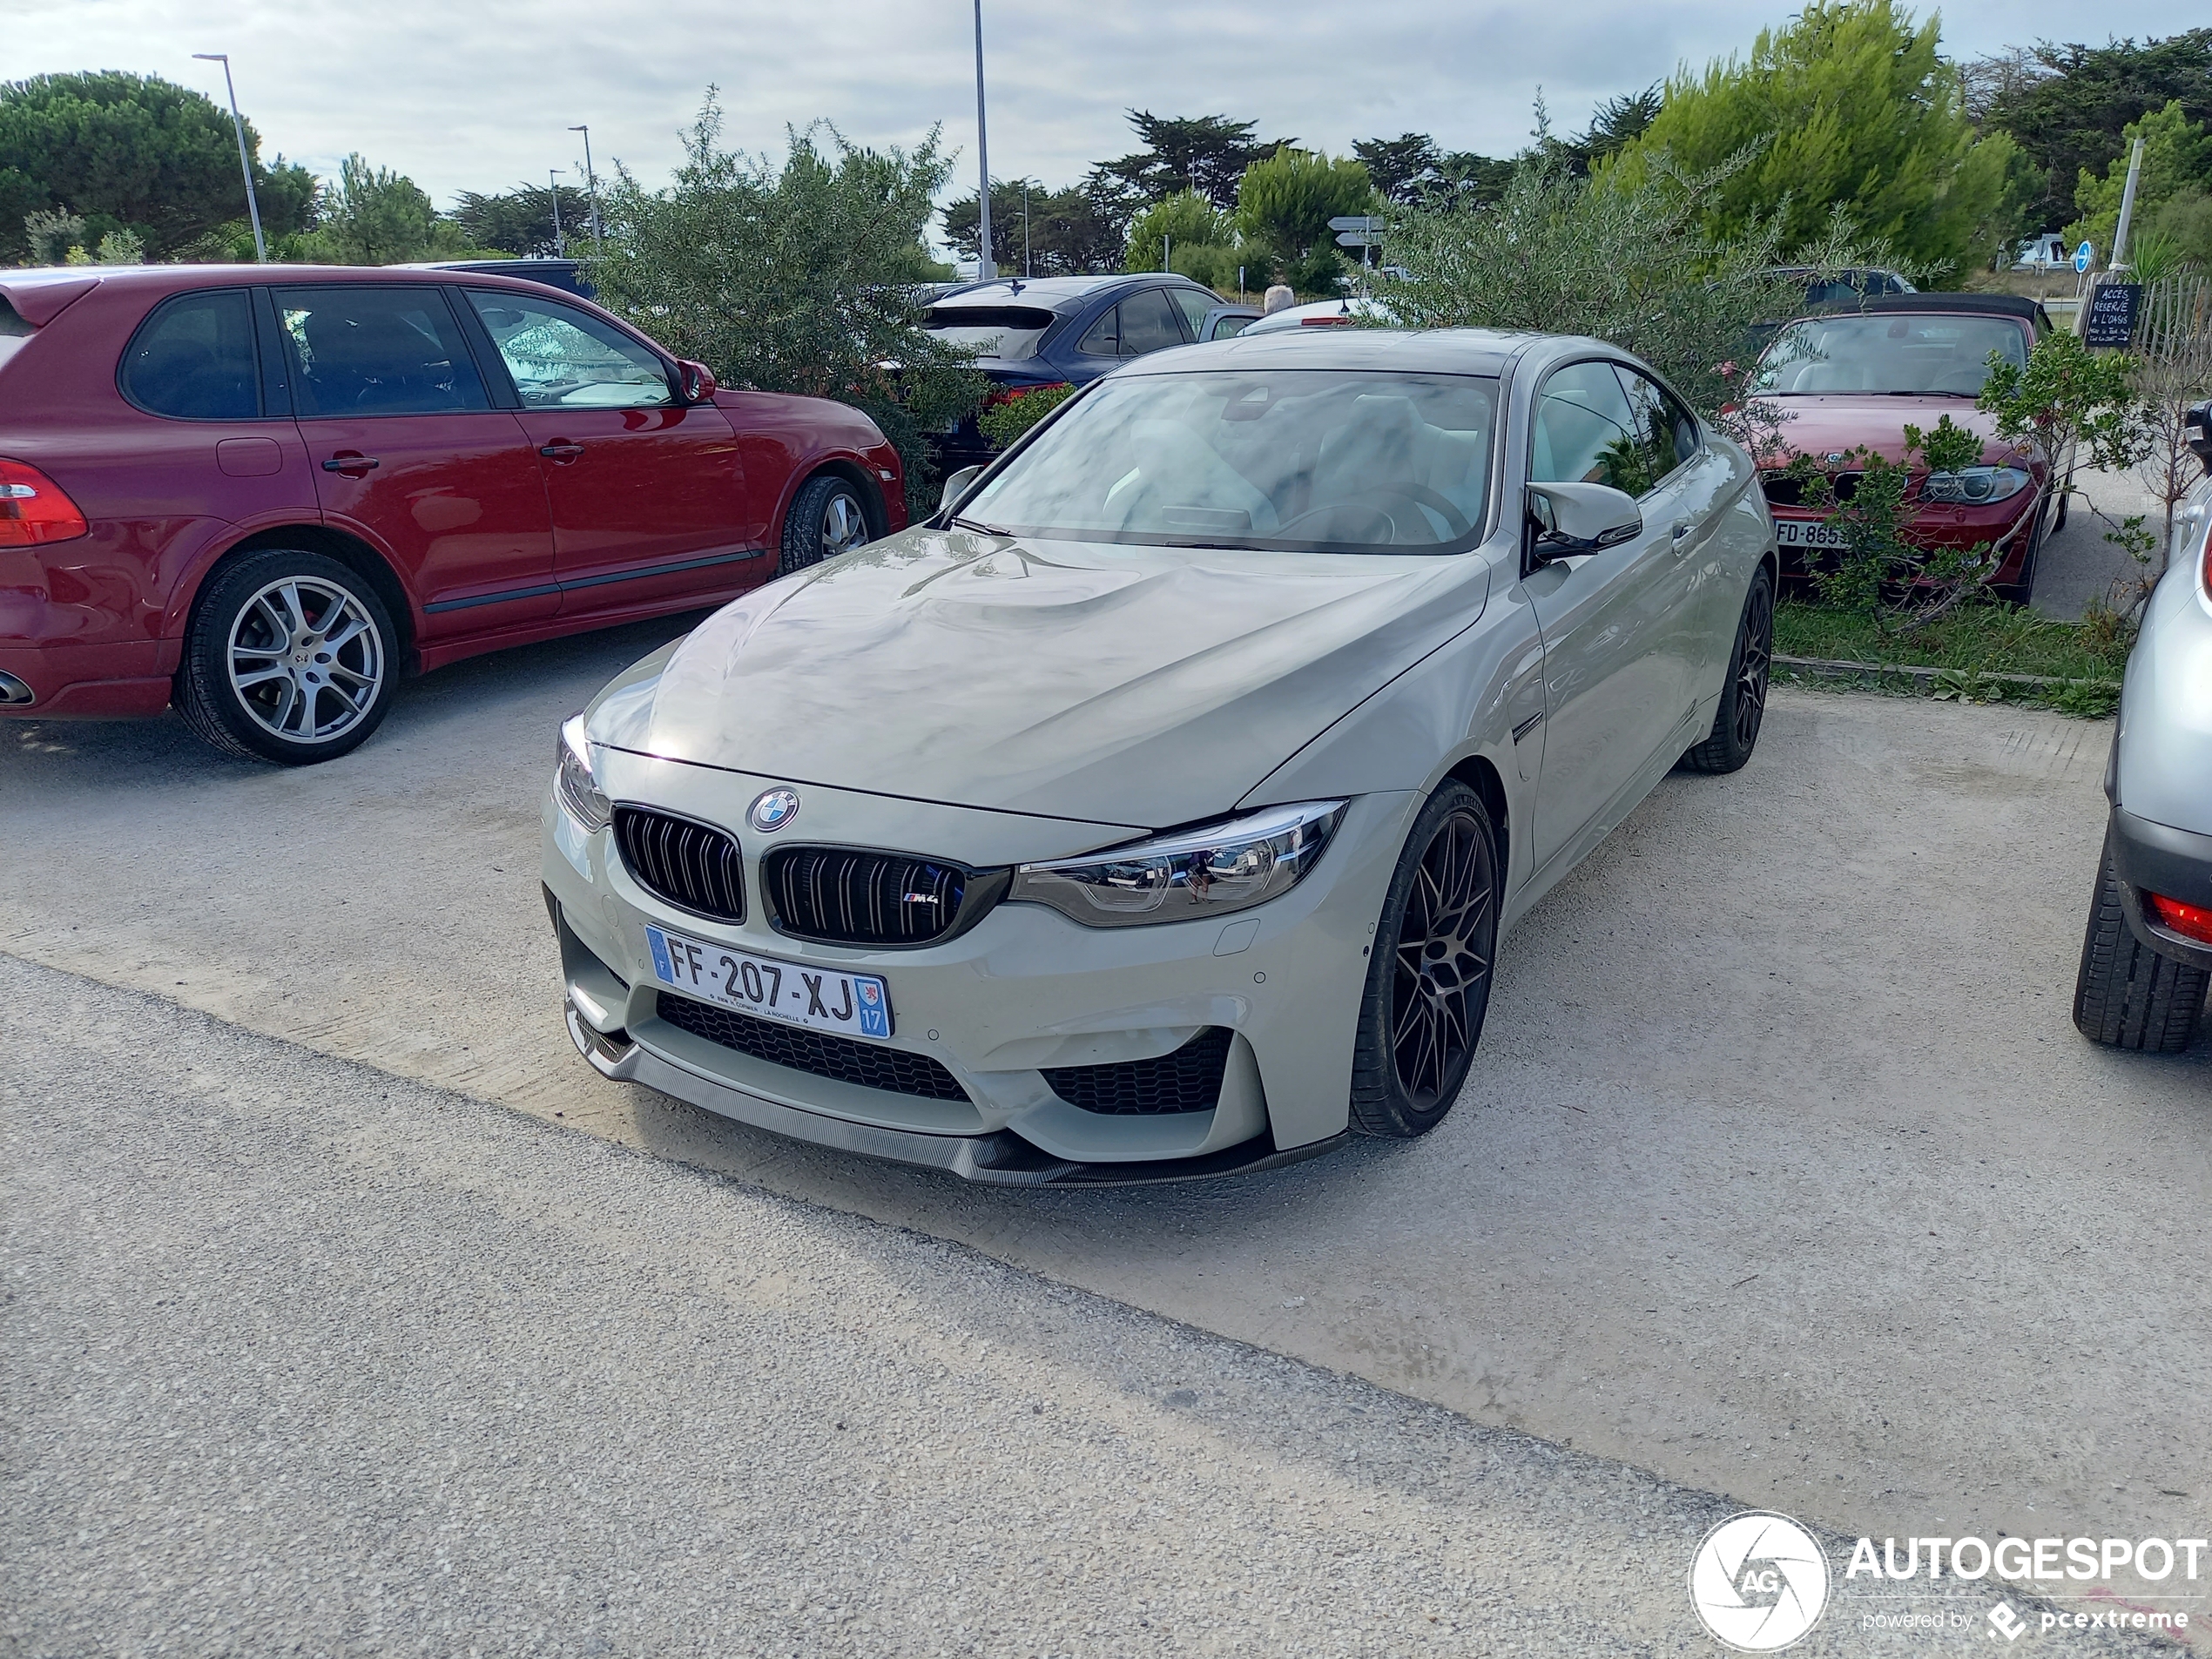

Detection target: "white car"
[2073, 400, 2212, 1051]
[543, 328, 1777, 1183]
[1240, 297, 1399, 336]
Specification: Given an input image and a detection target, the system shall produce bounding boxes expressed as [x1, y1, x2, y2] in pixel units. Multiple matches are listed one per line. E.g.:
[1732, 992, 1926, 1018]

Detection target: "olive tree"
[1384, 152, 1892, 449]
[586, 97, 984, 512]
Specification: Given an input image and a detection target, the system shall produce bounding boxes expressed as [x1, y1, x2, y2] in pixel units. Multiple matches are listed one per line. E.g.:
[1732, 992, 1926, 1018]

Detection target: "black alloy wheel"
[1681, 563, 1773, 775]
[1350, 782, 1500, 1137]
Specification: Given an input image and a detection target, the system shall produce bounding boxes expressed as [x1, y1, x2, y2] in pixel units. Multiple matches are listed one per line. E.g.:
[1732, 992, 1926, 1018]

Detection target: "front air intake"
[612, 806, 745, 923]
[763, 846, 1003, 948]
[1042, 1028, 1236, 1116]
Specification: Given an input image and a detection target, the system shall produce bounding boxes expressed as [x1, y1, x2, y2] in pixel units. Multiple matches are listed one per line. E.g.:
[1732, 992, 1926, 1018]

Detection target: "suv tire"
[177, 548, 398, 765]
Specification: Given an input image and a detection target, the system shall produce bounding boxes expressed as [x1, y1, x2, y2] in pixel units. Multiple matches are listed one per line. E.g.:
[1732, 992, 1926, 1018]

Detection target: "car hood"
[591, 526, 1491, 830]
[1755, 395, 2036, 469]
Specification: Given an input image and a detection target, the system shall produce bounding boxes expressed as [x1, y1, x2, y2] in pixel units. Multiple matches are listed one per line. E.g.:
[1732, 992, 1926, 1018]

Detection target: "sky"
[4, 0, 2196, 232]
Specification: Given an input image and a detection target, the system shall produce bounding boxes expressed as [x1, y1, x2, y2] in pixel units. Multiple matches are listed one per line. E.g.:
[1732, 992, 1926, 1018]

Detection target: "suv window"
[465, 289, 674, 408]
[119, 289, 260, 420]
[1117, 287, 1187, 355]
[1077, 306, 1121, 356]
[1169, 287, 1213, 338]
[273, 286, 492, 418]
[1530, 361, 1639, 490]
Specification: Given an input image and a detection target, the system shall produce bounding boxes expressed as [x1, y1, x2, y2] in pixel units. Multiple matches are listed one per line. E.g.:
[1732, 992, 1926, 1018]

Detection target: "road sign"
[2083, 281, 2142, 348]
[1327, 216, 1381, 233]
[2074, 240, 2094, 273]
[1336, 231, 1381, 249]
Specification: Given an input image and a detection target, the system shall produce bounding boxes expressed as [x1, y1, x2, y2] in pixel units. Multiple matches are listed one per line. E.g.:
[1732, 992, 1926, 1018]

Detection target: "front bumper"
[542, 749, 1415, 1183]
[2107, 804, 2212, 974]
[1770, 488, 2044, 588]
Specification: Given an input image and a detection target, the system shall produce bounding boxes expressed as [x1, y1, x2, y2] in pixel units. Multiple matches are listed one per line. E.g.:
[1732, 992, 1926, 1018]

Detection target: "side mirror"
[939, 464, 984, 512]
[2185, 401, 2212, 471]
[1525, 482, 1642, 563]
[677, 360, 718, 403]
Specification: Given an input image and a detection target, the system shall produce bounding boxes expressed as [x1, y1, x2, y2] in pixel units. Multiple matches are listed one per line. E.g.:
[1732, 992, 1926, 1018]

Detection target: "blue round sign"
[2074, 240, 2094, 273]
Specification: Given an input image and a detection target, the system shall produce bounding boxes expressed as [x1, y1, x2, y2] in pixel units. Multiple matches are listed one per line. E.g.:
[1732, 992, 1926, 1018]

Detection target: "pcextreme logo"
[1689, 1512, 1832, 1652]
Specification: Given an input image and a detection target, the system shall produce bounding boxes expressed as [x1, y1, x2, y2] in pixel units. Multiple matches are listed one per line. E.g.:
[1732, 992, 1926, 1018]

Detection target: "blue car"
[922, 273, 1228, 472]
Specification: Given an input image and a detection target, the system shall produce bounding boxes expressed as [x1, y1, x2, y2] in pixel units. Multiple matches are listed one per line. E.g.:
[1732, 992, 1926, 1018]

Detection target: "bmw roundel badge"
[747, 787, 800, 833]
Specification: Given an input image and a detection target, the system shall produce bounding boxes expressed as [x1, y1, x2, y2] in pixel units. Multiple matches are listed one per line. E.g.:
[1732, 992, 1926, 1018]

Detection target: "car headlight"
[1919, 466, 2031, 505]
[554, 713, 611, 833]
[1008, 800, 1346, 927]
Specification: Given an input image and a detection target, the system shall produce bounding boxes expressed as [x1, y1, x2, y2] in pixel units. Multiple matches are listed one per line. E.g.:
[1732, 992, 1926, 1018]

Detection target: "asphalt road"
[0, 957, 2175, 1657]
[3, 496, 2209, 1639]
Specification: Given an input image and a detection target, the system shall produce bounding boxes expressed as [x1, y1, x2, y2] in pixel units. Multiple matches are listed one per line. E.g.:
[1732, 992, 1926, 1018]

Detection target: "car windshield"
[961, 369, 1498, 553]
[921, 304, 1055, 361]
[1754, 313, 2029, 398]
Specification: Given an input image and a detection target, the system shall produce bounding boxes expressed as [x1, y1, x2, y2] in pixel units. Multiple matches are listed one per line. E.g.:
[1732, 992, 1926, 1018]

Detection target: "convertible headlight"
[1919, 466, 2030, 505]
[1008, 800, 1346, 927]
[554, 713, 611, 832]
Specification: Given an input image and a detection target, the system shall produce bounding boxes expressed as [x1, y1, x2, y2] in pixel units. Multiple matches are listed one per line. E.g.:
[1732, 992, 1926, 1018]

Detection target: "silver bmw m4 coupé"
[541, 329, 1778, 1184]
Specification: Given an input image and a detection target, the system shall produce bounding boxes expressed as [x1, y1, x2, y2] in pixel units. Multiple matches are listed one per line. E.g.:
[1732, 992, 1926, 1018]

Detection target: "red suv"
[0, 265, 904, 762]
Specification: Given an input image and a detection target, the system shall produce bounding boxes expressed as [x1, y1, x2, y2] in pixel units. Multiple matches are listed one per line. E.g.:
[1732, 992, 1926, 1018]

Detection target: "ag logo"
[747, 787, 799, 833]
[1689, 1512, 1831, 1652]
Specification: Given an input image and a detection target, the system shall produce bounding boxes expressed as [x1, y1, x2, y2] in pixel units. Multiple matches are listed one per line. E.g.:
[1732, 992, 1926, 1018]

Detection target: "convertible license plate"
[646, 926, 892, 1040]
[1776, 519, 1849, 550]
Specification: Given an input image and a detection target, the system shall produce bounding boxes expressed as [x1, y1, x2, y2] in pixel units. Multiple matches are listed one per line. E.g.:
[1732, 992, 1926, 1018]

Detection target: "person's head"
[1262, 284, 1296, 315]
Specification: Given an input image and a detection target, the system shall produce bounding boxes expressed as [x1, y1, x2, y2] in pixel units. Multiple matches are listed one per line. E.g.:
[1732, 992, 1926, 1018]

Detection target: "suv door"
[1521, 358, 1703, 871]
[462, 289, 760, 618]
[274, 283, 556, 637]
[1076, 287, 1195, 368]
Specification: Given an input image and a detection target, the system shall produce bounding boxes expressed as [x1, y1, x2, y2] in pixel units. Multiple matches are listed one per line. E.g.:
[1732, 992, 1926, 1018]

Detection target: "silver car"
[541, 330, 1777, 1183]
[2074, 401, 2212, 1052]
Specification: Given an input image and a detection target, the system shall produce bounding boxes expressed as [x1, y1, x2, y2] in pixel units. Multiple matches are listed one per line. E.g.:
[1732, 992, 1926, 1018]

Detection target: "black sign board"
[2084, 282, 2142, 348]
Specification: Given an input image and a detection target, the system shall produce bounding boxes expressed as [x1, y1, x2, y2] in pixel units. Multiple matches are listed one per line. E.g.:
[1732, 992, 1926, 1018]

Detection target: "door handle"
[1671, 519, 1703, 554]
[539, 442, 585, 462]
[321, 455, 380, 475]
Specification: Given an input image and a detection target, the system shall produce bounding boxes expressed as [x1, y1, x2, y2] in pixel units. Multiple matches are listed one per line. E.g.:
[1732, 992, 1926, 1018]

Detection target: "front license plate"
[1776, 519, 1848, 550]
[646, 925, 892, 1040]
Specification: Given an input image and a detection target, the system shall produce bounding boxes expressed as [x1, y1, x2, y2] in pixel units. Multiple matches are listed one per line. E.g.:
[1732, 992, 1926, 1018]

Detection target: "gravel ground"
[3, 956, 2177, 1658]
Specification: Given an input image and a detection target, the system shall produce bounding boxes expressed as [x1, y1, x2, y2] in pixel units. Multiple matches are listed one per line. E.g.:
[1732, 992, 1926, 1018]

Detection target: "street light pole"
[549, 168, 565, 257]
[972, 0, 994, 281]
[568, 125, 602, 242]
[192, 53, 266, 260]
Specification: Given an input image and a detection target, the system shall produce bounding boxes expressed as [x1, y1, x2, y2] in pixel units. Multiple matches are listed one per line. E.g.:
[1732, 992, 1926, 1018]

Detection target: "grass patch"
[1773, 598, 2129, 717]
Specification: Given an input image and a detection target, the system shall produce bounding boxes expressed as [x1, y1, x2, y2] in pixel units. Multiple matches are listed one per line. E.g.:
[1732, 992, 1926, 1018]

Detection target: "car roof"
[1113, 326, 1542, 376]
[0, 261, 610, 327]
[928, 273, 1208, 313]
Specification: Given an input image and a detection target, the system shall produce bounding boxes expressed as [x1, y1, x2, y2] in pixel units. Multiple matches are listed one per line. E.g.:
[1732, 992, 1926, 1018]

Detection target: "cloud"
[5, 0, 2191, 221]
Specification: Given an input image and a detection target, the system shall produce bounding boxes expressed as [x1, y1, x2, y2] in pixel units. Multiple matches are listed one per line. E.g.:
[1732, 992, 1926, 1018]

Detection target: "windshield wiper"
[949, 515, 1011, 536]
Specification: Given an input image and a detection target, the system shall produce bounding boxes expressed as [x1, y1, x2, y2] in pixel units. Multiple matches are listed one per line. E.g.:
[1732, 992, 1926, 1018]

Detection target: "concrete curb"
[1776, 652, 2121, 694]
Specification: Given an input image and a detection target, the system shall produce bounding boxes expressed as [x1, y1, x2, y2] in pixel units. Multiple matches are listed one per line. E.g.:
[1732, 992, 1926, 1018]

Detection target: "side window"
[1211, 314, 1254, 341]
[119, 290, 260, 420]
[1615, 369, 1701, 489]
[1529, 361, 1638, 490]
[464, 290, 675, 409]
[1170, 287, 1213, 339]
[1116, 288, 1187, 356]
[274, 287, 491, 418]
[1077, 306, 1121, 357]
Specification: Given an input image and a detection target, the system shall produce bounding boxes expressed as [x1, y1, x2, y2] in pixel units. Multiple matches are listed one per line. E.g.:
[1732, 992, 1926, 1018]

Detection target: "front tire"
[2073, 833, 2209, 1052]
[777, 474, 874, 577]
[1349, 782, 1500, 1138]
[1681, 563, 1773, 774]
[176, 549, 397, 765]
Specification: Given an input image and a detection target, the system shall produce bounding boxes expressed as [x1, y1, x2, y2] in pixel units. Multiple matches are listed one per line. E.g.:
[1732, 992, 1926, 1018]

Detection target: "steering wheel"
[1279, 484, 1474, 543]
